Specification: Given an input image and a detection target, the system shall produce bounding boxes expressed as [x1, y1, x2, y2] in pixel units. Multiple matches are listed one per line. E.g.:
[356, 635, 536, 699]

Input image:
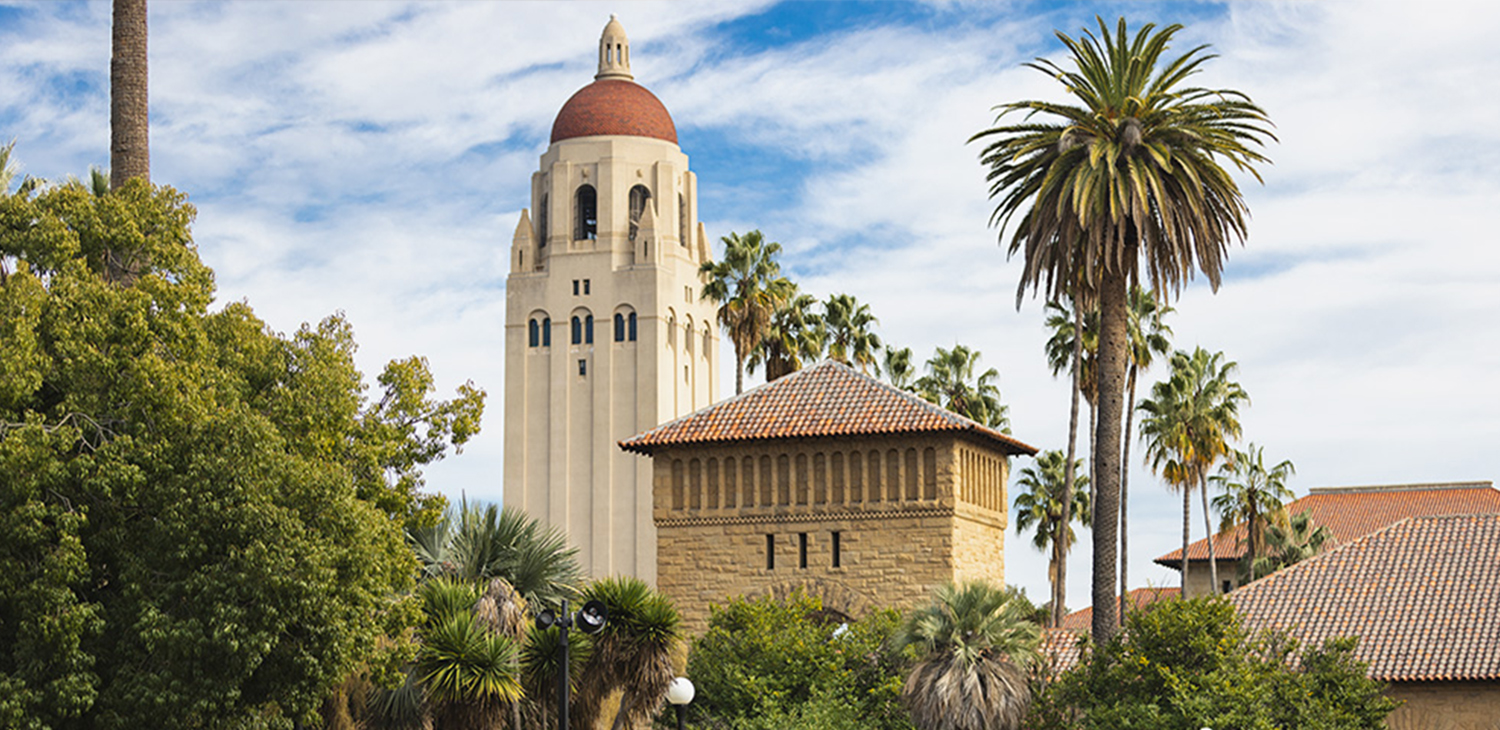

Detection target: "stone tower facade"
[504, 16, 720, 583]
[620, 362, 1037, 634]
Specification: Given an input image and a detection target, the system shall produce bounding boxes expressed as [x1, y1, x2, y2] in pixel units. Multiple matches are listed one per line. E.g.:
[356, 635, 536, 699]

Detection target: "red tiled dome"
[550, 79, 677, 145]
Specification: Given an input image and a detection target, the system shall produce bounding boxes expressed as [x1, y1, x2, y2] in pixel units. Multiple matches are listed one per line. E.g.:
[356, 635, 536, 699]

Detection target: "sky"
[2, 0, 1497, 610]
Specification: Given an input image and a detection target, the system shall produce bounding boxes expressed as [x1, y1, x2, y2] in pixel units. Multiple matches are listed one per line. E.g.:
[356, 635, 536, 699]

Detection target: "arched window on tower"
[628, 312, 637, 341]
[542, 317, 551, 347]
[628, 184, 651, 243]
[571, 316, 582, 344]
[575, 184, 597, 241]
[678, 192, 688, 247]
[529, 318, 539, 347]
[538, 193, 548, 248]
[585, 314, 594, 344]
[614, 313, 625, 342]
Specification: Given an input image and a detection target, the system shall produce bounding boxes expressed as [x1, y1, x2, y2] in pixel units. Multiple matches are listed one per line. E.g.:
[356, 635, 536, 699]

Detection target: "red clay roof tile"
[551, 79, 677, 144]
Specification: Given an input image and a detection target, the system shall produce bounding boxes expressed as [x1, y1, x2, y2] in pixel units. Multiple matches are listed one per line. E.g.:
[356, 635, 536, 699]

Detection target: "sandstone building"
[504, 17, 720, 583]
[620, 361, 1037, 634]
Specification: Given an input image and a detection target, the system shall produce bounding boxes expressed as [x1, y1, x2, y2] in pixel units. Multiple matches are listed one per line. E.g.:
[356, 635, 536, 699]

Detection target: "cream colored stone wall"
[1386, 681, 1500, 730]
[1180, 558, 1245, 598]
[648, 433, 1015, 635]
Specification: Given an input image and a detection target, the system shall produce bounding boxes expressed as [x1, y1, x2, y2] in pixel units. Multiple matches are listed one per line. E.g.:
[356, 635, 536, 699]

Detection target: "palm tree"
[1138, 347, 1248, 596]
[882, 345, 916, 389]
[1250, 509, 1331, 579]
[1210, 443, 1295, 583]
[973, 18, 1274, 638]
[915, 344, 1009, 430]
[1012, 450, 1091, 627]
[110, 0, 149, 189]
[415, 578, 524, 730]
[894, 581, 1041, 730]
[749, 290, 823, 381]
[409, 499, 582, 610]
[699, 230, 793, 394]
[571, 577, 682, 730]
[820, 293, 882, 374]
[1118, 286, 1172, 612]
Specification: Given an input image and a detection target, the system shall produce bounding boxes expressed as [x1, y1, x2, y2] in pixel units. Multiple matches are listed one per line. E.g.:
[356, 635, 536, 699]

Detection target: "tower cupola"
[597, 15, 632, 81]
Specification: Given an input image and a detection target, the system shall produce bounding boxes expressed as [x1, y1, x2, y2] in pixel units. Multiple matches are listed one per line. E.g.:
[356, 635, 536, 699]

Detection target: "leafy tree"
[973, 17, 1275, 640]
[893, 581, 1041, 730]
[1209, 443, 1295, 583]
[1249, 509, 1332, 579]
[687, 591, 912, 730]
[915, 345, 1009, 430]
[1118, 286, 1172, 612]
[820, 293, 882, 374]
[1138, 348, 1248, 595]
[1027, 598, 1397, 729]
[573, 577, 682, 730]
[749, 290, 823, 382]
[699, 230, 793, 394]
[0, 178, 482, 728]
[1013, 450, 1091, 626]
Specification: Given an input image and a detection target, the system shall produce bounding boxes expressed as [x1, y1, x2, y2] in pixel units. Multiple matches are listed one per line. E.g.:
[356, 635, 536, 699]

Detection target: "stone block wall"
[1386, 681, 1500, 730]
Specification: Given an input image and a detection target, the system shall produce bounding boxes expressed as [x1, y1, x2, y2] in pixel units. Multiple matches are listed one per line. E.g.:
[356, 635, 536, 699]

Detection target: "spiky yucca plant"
[572, 577, 682, 730]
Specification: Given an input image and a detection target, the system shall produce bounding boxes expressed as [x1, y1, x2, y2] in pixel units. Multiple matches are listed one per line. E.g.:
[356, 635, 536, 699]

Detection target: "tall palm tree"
[110, 0, 149, 189]
[1209, 443, 1295, 583]
[882, 345, 916, 390]
[572, 577, 682, 730]
[1012, 450, 1091, 627]
[973, 17, 1274, 639]
[699, 230, 793, 394]
[748, 290, 823, 381]
[820, 293, 882, 374]
[1138, 347, 1248, 596]
[1118, 286, 1172, 612]
[1250, 509, 1331, 579]
[894, 581, 1041, 730]
[1043, 295, 1099, 508]
[915, 344, 1009, 430]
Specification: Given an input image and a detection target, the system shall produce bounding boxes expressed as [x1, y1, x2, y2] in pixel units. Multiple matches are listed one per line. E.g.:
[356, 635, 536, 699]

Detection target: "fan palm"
[1012, 450, 1091, 626]
[1210, 443, 1295, 583]
[894, 581, 1041, 730]
[572, 577, 682, 730]
[1250, 509, 1331, 578]
[409, 499, 581, 610]
[699, 230, 794, 394]
[1118, 285, 1172, 610]
[882, 346, 916, 390]
[821, 293, 882, 374]
[749, 290, 824, 381]
[1138, 347, 1248, 596]
[915, 344, 1008, 430]
[973, 17, 1274, 639]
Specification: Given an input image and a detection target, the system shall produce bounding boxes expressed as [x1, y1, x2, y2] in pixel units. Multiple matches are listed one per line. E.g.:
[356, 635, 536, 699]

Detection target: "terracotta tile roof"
[618, 360, 1037, 456]
[1058, 587, 1181, 631]
[1155, 481, 1500, 568]
[1229, 513, 1500, 682]
[551, 79, 678, 144]
[1038, 627, 1086, 676]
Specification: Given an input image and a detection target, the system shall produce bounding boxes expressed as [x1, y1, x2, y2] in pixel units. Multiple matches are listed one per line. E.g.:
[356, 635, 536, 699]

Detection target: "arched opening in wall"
[529, 318, 539, 347]
[905, 448, 919, 501]
[614, 313, 625, 342]
[777, 455, 792, 506]
[887, 450, 901, 503]
[575, 184, 597, 240]
[684, 316, 694, 354]
[678, 192, 688, 246]
[628, 184, 651, 242]
[923, 448, 937, 500]
[584, 314, 594, 344]
[689, 459, 702, 510]
[628, 312, 637, 341]
[672, 460, 684, 510]
[538, 193, 548, 247]
[703, 325, 712, 357]
[867, 451, 882, 502]
[542, 317, 551, 346]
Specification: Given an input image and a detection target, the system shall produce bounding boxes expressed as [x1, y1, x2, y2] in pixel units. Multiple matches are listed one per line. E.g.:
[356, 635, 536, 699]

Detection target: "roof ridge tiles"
[1306, 480, 1494, 494]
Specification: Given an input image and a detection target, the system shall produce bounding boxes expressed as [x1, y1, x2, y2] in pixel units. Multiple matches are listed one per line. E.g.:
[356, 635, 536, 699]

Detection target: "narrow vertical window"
[584, 314, 594, 344]
[529, 319, 539, 347]
[538, 193, 548, 248]
[541, 317, 551, 346]
[572, 280, 579, 296]
[614, 313, 625, 342]
[628, 312, 637, 341]
[628, 184, 651, 242]
[678, 192, 688, 246]
[578, 359, 587, 376]
[766, 534, 775, 570]
[584, 279, 590, 295]
[571, 316, 581, 345]
[798, 533, 808, 569]
[575, 184, 597, 240]
[831, 531, 841, 568]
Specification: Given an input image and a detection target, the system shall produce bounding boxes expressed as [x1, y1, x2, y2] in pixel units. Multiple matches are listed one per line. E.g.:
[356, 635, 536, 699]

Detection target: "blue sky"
[2, 0, 1498, 607]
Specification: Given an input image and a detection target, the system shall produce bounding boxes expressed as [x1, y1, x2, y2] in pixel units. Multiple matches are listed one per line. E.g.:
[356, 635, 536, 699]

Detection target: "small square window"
[578, 359, 587, 376]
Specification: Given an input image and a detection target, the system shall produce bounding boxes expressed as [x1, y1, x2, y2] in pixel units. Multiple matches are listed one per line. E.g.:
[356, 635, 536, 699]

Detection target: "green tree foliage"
[0, 178, 483, 729]
[893, 581, 1041, 730]
[409, 499, 582, 610]
[1013, 450, 1091, 626]
[1210, 444, 1296, 583]
[1250, 509, 1332, 580]
[574, 577, 682, 730]
[699, 230, 793, 395]
[1028, 598, 1397, 729]
[881, 346, 915, 390]
[819, 293, 882, 375]
[973, 17, 1275, 640]
[914, 344, 1009, 430]
[687, 592, 912, 730]
[749, 290, 823, 382]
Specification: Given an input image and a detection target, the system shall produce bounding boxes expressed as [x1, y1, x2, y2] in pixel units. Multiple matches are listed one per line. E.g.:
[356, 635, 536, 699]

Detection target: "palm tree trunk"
[1090, 271, 1126, 642]
[1119, 365, 1138, 619]
[735, 352, 745, 395]
[1202, 474, 1219, 594]
[1087, 400, 1097, 509]
[110, 0, 149, 189]
[1056, 296, 1083, 628]
[1181, 487, 1191, 593]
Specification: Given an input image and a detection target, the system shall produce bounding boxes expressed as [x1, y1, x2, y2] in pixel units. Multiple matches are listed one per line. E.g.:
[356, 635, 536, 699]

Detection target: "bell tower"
[504, 16, 720, 583]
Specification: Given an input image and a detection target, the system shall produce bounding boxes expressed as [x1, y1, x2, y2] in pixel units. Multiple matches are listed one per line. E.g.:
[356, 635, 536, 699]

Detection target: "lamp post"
[666, 676, 695, 730]
[535, 599, 609, 730]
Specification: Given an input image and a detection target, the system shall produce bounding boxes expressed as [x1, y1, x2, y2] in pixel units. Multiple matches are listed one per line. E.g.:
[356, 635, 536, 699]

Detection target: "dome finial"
[597, 15, 633, 81]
